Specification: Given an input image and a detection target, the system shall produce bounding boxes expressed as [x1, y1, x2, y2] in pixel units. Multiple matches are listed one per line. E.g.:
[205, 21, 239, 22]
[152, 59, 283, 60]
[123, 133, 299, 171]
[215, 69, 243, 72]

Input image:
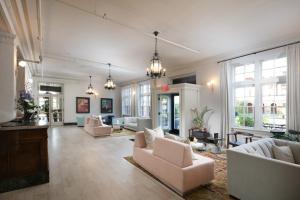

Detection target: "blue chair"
[76, 116, 85, 127]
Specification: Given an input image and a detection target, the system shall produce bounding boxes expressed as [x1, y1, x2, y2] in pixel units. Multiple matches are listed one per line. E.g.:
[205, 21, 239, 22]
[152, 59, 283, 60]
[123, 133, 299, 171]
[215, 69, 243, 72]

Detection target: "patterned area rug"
[124, 152, 234, 200]
[111, 128, 136, 137]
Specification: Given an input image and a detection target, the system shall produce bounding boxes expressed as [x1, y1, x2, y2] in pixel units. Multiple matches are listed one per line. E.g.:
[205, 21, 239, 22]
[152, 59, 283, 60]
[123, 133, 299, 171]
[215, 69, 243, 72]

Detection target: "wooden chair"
[227, 132, 254, 148]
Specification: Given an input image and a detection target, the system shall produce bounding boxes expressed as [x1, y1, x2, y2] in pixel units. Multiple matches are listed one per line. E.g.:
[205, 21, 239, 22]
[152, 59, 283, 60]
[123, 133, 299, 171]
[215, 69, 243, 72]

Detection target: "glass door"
[158, 94, 171, 130]
[38, 94, 64, 126]
[38, 95, 50, 123]
[51, 95, 64, 126]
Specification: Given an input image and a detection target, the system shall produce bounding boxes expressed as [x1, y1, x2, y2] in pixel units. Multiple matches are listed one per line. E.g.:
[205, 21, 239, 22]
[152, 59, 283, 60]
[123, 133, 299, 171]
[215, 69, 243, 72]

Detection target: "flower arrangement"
[191, 106, 213, 131]
[17, 90, 39, 121]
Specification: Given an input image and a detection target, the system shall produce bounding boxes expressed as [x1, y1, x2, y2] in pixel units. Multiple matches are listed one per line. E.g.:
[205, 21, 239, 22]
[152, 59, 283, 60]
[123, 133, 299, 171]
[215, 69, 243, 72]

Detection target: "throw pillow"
[144, 127, 164, 148]
[272, 145, 295, 163]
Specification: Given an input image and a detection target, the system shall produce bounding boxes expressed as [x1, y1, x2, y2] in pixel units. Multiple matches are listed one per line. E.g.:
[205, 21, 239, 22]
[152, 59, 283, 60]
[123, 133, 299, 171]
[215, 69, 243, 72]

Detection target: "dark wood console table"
[0, 120, 49, 193]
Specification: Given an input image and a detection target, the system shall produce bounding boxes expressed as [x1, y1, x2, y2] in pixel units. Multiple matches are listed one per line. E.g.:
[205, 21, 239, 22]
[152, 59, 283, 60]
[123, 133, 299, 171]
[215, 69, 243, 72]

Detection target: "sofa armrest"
[227, 149, 300, 200]
[135, 131, 146, 148]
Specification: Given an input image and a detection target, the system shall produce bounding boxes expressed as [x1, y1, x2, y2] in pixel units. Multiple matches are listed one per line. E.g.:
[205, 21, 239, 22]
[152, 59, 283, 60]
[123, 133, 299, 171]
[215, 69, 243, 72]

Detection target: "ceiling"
[35, 0, 300, 82]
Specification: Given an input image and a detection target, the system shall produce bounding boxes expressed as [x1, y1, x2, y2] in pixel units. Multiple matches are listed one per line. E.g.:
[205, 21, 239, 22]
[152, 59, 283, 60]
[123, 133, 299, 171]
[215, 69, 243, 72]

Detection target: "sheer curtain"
[220, 61, 233, 137]
[287, 44, 300, 131]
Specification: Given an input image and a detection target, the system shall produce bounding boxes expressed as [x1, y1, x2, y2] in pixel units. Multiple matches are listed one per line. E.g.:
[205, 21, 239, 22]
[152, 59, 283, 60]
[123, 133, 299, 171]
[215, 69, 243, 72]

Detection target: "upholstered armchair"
[84, 117, 112, 137]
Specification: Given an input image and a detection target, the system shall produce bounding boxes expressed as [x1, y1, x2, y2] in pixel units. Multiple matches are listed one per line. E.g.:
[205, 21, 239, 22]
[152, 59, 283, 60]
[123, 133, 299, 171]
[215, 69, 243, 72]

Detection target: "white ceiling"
[41, 0, 300, 82]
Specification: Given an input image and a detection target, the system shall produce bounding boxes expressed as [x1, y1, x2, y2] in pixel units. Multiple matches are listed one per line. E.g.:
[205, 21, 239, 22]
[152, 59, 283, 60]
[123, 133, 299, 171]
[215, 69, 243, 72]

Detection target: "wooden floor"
[0, 126, 182, 200]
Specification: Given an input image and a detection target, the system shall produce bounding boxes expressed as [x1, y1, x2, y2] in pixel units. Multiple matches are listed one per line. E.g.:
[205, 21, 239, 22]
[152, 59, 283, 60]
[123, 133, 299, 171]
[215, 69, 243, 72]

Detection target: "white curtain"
[287, 44, 300, 131]
[220, 61, 233, 138]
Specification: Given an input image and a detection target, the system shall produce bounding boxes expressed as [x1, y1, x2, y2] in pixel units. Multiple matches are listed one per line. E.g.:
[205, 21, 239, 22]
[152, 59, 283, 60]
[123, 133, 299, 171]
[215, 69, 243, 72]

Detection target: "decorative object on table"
[226, 131, 253, 148]
[100, 98, 113, 113]
[104, 63, 116, 90]
[86, 76, 96, 95]
[189, 127, 210, 142]
[191, 106, 213, 130]
[76, 97, 90, 113]
[17, 90, 39, 121]
[146, 31, 166, 79]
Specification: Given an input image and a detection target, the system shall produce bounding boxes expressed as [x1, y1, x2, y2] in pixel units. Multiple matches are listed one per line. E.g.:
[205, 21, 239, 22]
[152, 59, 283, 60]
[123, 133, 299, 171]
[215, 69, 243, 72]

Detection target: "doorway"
[38, 83, 64, 126]
[158, 93, 180, 135]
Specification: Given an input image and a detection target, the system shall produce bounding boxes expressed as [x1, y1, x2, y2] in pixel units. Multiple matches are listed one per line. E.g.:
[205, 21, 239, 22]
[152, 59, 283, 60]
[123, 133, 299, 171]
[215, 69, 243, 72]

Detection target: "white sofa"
[133, 132, 215, 195]
[227, 138, 300, 200]
[124, 117, 152, 131]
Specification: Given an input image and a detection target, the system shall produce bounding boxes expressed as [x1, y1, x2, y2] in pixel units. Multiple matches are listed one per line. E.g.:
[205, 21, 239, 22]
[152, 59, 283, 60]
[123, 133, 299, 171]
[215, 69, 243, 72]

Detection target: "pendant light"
[146, 31, 166, 79]
[86, 75, 95, 95]
[104, 63, 116, 90]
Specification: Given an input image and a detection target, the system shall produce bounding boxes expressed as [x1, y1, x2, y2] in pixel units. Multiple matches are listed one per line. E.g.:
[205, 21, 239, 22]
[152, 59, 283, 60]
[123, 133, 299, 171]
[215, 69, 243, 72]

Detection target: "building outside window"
[121, 86, 131, 116]
[138, 81, 151, 117]
[233, 56, 287, 130]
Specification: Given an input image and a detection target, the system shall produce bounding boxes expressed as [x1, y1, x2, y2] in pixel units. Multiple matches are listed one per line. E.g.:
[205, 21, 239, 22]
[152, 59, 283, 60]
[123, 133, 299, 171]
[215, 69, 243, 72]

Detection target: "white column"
[0, 31, 16, 123]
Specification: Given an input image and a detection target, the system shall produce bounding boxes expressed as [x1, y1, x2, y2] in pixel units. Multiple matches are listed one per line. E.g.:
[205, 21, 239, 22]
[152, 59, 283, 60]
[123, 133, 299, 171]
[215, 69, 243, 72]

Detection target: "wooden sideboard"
[0, 121, 49, 193]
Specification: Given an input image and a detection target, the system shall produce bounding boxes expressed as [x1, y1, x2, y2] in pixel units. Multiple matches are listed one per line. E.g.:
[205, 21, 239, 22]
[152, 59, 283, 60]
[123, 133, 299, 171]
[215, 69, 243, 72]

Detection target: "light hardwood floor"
[0, 126, 182, 200]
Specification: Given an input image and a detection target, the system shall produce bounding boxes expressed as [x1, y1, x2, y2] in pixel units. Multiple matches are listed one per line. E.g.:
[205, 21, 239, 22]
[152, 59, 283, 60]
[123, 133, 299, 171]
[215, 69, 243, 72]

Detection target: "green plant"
[191, 106, 213, 129]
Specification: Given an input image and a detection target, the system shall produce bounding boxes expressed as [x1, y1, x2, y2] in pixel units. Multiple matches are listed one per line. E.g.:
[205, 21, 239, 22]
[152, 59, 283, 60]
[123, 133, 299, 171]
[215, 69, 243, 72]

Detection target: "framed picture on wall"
[76, 97, 90, 113]
[101, 98, 113, 113]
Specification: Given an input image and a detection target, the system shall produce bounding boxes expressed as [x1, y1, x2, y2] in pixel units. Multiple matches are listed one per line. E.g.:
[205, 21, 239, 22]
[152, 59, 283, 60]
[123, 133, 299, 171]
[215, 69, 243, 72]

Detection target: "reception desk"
[0, 120, 49, 193]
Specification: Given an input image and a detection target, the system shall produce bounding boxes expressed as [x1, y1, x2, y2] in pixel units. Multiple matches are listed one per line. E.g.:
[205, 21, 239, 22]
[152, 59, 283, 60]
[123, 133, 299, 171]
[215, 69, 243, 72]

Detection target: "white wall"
[0, 31, 16, 123]
[33, 76, 121, 123]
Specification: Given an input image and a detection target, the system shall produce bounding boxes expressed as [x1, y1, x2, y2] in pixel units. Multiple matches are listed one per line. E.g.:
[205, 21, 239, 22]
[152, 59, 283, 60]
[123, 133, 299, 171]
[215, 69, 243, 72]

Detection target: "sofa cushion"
[273, 145, 295, 163]
[144, 127, 164, 148]
[153, 137, 193, 168]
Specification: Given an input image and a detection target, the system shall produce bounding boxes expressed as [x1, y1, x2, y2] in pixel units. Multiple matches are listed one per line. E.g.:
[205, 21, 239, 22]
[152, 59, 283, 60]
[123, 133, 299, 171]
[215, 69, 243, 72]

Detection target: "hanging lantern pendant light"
[104, 63, 116, 90]
[146, 31, 166, 79]
[86, 75, 95, 95]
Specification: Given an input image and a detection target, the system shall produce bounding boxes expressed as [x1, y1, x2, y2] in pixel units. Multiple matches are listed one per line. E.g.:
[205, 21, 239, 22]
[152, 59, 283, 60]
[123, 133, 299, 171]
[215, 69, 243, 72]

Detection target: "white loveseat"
[227, 138, 300, 200]
[123, 117, 152, 131]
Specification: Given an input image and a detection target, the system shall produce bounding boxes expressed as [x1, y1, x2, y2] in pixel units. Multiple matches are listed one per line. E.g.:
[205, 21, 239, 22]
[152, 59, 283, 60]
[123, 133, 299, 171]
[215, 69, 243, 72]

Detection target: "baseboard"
[64, 122, 77, 126]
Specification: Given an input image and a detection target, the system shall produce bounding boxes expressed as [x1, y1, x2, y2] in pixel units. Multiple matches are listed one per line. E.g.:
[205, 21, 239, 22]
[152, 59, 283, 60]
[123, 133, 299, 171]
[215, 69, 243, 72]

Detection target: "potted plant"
[190, 106, 213, 141]
[17, 90, 39, 122]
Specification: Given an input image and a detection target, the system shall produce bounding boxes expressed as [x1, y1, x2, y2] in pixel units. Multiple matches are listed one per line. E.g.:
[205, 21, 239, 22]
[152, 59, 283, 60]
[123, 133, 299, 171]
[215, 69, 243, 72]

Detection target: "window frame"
[231, 55, 287, 131]
[137, 81, 151, 118]
[121, 86, 132, 116]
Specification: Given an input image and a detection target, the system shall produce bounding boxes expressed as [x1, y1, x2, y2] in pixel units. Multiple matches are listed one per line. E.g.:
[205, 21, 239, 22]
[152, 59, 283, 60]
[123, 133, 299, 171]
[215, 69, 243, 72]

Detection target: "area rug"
[111, 128, 136, 137]
[124, 152, 234, 200]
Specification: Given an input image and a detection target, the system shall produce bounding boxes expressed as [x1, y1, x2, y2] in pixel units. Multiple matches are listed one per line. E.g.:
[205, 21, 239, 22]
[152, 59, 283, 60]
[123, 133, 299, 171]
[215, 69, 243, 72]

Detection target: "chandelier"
[146, 31, 166, 79]
[86, 76, 95, 95]
[104, 63, 116, 90]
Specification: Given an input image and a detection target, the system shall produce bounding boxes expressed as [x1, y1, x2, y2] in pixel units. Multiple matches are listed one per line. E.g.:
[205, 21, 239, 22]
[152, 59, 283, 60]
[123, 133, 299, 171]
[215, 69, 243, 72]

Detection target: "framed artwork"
[76, 97, 90, 113]
[101, 98, 113, 113]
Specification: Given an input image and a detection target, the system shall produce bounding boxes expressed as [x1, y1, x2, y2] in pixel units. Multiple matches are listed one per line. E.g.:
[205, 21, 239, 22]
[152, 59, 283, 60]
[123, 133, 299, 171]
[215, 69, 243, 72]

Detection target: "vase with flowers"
[17, 90, 39, 122]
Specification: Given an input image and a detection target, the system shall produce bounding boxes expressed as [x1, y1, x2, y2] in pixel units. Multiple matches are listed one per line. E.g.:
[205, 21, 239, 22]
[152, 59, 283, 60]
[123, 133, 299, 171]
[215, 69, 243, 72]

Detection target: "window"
[121, 86, 131, 116]
[233, 57, 287, 130]
[138, 81, 151, 117]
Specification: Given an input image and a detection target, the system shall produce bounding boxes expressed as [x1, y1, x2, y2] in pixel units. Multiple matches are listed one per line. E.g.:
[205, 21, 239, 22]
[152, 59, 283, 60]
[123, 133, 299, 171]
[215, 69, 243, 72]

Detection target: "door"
[51, 95, 64, 126]
[172, 94, 180, 134]
[38, 94, 64, 126]
[158, 95, 171, 130]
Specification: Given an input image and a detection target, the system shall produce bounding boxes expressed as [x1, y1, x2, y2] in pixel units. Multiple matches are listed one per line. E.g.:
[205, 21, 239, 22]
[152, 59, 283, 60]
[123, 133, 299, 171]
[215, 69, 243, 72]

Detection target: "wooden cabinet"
[0, 126, 49, 193]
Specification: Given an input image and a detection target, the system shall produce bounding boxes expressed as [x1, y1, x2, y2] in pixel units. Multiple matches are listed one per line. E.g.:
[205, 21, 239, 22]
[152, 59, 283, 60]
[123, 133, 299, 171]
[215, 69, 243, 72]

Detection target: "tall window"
[122, 86, 131, 116]
[138, 81, 151, 117]
[233, 56, 287, 130]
